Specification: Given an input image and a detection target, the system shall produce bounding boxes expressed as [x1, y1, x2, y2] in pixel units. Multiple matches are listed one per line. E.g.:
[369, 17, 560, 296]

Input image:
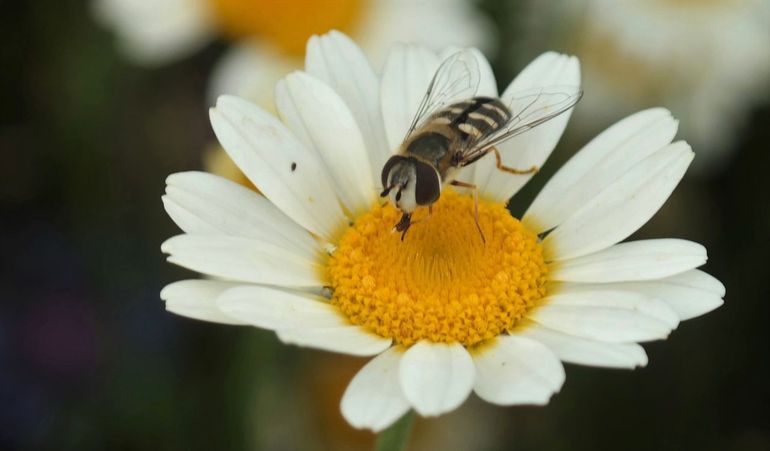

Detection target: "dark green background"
[2, 1, 768, 450]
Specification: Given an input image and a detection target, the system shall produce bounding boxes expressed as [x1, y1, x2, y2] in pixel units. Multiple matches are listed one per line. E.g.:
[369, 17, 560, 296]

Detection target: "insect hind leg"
[493, 147, 538, 175]
[450, 180, 485, 244]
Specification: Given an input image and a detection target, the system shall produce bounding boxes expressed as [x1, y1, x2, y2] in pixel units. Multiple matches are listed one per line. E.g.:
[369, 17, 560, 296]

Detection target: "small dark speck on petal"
[291, 162, 297, 172]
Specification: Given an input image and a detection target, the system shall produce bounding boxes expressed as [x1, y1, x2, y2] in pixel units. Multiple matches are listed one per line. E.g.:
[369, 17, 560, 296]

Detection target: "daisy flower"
[160, 31, 724, 431]
[524, 0, 770, 173]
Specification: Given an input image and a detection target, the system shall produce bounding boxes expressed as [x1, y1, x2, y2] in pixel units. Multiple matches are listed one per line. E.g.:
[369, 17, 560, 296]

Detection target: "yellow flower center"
[327, 190, 548, 347]
[209, 0, 365, 55]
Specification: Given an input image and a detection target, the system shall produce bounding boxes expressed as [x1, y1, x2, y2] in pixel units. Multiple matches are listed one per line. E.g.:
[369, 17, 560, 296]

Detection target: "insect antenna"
[380, 186, 393, 197]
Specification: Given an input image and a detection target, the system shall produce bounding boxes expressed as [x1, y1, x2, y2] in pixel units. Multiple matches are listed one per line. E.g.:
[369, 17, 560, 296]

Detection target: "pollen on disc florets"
[327, 190, 548, 347]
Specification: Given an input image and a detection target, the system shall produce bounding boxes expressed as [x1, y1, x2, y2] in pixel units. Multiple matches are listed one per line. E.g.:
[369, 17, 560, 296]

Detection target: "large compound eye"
[413, 160, 441, 205]
[381, 155, 409, 190]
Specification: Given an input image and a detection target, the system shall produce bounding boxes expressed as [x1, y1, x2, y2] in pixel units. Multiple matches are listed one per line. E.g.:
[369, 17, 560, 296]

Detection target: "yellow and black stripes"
[429, 97, 511, 141]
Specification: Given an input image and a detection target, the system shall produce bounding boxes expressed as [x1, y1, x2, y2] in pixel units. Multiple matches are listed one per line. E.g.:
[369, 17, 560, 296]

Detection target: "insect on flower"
[380, 51, 583, 241]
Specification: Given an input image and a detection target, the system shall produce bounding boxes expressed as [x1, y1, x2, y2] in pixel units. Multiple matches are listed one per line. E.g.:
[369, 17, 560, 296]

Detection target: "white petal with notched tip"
[399, 341, 475, 416]
[341, 347, 409, 432]
[160, 279, 247, 325]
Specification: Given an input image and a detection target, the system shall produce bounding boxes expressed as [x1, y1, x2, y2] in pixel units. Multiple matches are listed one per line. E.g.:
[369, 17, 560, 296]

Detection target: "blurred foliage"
[1, 0, 768, 450]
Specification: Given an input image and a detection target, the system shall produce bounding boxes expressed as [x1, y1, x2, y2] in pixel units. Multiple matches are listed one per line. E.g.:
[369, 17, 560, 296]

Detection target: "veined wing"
[402, 50, 481, 143]
[457, 86, 583, 166]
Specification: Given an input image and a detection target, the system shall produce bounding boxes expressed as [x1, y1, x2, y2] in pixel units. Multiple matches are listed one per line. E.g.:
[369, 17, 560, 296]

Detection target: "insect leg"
[450, 180, 485, 244]
[393, 212, 413, 241]
[493, 147, 538, 175]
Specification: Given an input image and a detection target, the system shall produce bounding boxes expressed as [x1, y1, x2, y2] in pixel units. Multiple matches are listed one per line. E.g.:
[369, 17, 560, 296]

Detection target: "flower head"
[161, 31, 724, 431]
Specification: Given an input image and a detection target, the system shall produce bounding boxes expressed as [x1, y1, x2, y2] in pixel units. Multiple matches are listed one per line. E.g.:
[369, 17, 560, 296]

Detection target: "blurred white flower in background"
[524, 0, 770, 174]
[93, 0, 493, 99]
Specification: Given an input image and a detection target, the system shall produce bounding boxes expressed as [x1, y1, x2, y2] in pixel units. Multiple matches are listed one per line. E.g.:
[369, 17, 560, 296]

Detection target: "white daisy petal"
[161, 235, 322, 287]
[544, 141, 694, 261]
[160, 279, 246, 325]
[209, 95, 347, 240]
[529, 304, 673, 344]
[380, 43, 441, 151]
[646, 287, 723, 322]
[525, 108, 678, 232]
[276, 327, 391, 357]
[660, 269, 726, 297]
[472, 335, 565, 405]
[549, 239, 707, 283]
[217, 286, 340, 329]
[218, 286, 391, 356]
[472, 52, 580, 202]
[163, 171, 319, 257]
[341, 347, 409, 432]
[305, 31, 390, 182]
[543, 286, 680, 329]
[275, 71, 376, 216]
[515, 323, 648, 369]
[162, 195, 213, 234]
[579, 275, 724, 321]
[399, 341, 475, 416]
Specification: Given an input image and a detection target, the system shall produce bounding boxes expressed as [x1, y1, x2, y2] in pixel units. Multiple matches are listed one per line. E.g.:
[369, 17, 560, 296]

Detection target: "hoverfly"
[380, 50, 582, 241]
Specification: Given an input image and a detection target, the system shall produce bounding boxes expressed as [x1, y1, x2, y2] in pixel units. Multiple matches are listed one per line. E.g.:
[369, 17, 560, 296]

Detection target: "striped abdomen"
[430, 96, 511, 142]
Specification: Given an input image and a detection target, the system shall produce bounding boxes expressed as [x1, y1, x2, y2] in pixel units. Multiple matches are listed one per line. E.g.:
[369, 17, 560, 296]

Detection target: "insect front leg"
[493, 147, 538, 175]
[450, 180, 485, 244]
[393, 212, 413, 241]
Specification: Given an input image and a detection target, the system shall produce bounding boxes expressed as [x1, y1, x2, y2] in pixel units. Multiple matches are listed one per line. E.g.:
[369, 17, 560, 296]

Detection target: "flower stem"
[375, 411, 416, 451]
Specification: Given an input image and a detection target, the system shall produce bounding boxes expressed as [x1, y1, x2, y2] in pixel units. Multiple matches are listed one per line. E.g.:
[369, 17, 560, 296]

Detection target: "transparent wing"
[402, 50, 481, 143]
[458, 86, 583, 165]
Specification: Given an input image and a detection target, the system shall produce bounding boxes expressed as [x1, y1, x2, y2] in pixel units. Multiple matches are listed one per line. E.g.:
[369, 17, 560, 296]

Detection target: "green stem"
[374, 411, 416, 451]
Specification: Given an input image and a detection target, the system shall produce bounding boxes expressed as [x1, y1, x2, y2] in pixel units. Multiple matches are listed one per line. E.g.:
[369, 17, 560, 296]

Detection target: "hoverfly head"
[380, 156, 441, 215]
